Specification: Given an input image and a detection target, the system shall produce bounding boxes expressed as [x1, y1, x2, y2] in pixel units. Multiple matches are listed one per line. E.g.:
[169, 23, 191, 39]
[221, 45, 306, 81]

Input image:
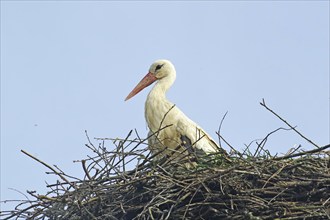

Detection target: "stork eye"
[155, 64, 164, 71]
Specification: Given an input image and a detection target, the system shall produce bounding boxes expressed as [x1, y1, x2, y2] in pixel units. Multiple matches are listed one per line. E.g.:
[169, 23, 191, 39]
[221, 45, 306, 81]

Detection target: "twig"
[272, 144, 330, 161]
[217, 111, 228, 148]
[2, 203, 42, 220]
[8, 188, 30, 202]
[262, 163, 287, 188]
[260, 99, 319, 148]
[254, 127, 292, 157]
[158, 104, 176, 134]
[21, 150, 76, 189]
[82, 160, 93, 181]
[216, 131, 242, 158]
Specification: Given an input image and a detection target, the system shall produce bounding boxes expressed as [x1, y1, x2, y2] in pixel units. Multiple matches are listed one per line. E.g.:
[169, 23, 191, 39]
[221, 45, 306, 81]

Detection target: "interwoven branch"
[1, 100, 329, 219]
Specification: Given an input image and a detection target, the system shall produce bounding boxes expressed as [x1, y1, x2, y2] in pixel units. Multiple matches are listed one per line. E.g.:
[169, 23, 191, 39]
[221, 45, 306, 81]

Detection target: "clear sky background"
[1, 1, 329, 211]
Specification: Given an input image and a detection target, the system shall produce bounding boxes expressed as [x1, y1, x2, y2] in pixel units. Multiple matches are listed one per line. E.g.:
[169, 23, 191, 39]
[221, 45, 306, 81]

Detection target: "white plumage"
[125, 60, 227, 163]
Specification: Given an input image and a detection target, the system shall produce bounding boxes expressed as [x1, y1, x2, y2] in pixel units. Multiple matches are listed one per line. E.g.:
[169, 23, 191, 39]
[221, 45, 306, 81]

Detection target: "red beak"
[125, 72, 157, 101]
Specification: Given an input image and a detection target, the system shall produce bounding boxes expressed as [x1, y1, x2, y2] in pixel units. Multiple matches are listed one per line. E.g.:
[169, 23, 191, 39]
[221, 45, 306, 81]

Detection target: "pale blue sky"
[1, 1, 329, 211]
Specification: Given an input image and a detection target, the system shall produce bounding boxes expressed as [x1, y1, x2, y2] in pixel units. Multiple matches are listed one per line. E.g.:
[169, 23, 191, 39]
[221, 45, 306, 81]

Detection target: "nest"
[1, 101, 330, 219]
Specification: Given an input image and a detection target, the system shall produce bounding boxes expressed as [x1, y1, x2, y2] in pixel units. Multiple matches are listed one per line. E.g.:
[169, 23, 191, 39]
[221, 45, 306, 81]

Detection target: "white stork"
[125, 59, 228, 164]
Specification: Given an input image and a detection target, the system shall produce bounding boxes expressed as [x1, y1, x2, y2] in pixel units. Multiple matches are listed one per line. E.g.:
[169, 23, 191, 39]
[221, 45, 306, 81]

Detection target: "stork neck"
[149, 74, 175, 99]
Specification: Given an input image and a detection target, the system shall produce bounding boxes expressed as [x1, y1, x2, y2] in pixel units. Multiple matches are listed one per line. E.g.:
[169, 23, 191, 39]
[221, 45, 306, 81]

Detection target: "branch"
[272, 144, 330, 161]
[260, 99, 319, 148]
[254, 127, 292, 157]
[217, 111, 228, 148]
[21, 150, 76, 189]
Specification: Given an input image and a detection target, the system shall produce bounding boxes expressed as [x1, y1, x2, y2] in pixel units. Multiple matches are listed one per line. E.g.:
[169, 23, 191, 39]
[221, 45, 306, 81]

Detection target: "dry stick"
[82, 160, 92, 181]
[85, 130, 97, 152]
[158, 104, 176, 134]
[272, 144, 330, 161]
[8, 188, 30, 202]
[52, 164, 81, 181]
[254, 127, 292, 157]
[93, 126, 174, 184]
[21, 150, 76, 189]
[182, 185, 200, 219]
[106, 130, 133, 173]
[134, 128, 142, 141]
[2, 203, 42, 220]
[121, 139, 126, 173]
[150, 104, 176, 152]
[217, 111, 228, 148]
[112, 126, 173, 172]
[260, 99, 319, 148]
[262, 163, 288, 188]
[216, 131, 242, 158]
[286, 144, 303, 157]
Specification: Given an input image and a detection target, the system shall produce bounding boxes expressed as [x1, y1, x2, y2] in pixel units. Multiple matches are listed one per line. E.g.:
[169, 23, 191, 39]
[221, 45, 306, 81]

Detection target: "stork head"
[125, 59, 176, 101]
[149, 59, 176, 79]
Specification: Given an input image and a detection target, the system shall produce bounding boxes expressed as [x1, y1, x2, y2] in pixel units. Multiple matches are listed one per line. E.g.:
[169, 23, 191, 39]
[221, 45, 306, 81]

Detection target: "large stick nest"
[3, 134, 330, 220]
[1, 101, 330, 220]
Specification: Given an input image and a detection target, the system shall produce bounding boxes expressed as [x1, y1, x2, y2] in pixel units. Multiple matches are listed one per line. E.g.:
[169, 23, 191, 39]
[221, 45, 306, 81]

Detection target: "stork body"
[125, 60, 225, 162]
